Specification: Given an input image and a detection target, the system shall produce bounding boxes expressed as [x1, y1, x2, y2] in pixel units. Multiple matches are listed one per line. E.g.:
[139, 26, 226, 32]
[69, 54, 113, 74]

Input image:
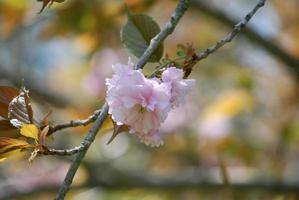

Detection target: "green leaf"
[120, 13, 163, 62]
[176, 50, 186, 57]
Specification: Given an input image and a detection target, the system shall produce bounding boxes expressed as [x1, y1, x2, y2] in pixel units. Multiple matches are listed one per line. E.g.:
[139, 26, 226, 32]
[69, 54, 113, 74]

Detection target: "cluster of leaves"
[0, 86, 51, 162]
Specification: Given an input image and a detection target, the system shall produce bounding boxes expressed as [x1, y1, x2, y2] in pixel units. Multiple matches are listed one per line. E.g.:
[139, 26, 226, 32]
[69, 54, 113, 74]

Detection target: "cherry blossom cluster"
[106, 59, 195, 147]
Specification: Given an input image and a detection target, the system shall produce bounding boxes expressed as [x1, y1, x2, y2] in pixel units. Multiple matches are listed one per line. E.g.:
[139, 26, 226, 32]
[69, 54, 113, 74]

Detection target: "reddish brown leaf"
[8, 90, 36, 128]
[39, 0, 65, 13]
[0, 86, 19, 105]
[185, 43, 196, 58]
[0, 86, 19, 119]
[107, 123, 129, 144]
[39, 110, 52, 127]
[39, 125, 49, 146]
[39, 0, 51, 13]
[165, 53, 169, 60]
[24, 90, 34, 124]
[0, 129, 19, 139]
[0, 102, 8, 119]
[0, 120, 16, 131]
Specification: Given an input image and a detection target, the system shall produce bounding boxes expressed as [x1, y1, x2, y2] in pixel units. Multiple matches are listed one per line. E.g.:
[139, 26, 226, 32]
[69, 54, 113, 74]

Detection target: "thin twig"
[48, 109, 102, 135]
[41, 109, 101, 156]
[191, 0, 299, 78]
[55, 1, 190, 199]
[183, 0, 266, 77]
[196, 0, 266, 62]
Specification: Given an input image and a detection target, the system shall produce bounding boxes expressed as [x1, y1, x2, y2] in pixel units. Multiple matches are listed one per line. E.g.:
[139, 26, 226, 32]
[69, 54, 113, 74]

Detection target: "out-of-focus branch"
[2, 164, 299, 200]
[0, 66, 69, 107]
[190, 0, 299, 78]
[55, 1, 191, 199]
[3, 182, 299, 200]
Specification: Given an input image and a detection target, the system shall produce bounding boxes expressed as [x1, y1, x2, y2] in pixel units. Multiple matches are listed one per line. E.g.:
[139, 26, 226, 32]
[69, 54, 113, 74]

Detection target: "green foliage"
[120, 13, 163, 62]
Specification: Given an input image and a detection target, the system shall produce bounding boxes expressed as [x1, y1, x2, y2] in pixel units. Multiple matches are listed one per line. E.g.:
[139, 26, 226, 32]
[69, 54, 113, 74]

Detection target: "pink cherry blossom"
[106, 62, 195, 147]
[106, 60, 171, 147]
[162, 67, 196, 107]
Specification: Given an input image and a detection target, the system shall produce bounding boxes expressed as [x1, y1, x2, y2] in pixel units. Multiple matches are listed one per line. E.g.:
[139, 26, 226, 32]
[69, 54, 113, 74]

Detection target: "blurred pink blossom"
[198, 115, 232, 139]
[82, 49, 123, 97]
[161, 96, 199, 133]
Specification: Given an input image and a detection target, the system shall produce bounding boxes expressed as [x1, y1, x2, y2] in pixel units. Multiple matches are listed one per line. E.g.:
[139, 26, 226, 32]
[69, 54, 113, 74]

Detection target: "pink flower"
[106, 62, 196, 147]
[106, 60, 171, 147]
[162, 67, 196, 107]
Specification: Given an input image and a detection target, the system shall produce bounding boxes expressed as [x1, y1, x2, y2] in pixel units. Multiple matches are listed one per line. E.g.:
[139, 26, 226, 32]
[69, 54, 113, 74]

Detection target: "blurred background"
[0, 0, 299, 199]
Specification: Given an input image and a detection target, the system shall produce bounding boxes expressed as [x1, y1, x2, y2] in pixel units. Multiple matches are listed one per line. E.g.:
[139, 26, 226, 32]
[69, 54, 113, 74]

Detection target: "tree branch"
[48, 108, 102, 135]
[195, 0, 266, 61]
[40, 145, 87, 156]
[191, 0, 299, 78]
[135, 0, 190, 69]
[55, 1, 190, 199]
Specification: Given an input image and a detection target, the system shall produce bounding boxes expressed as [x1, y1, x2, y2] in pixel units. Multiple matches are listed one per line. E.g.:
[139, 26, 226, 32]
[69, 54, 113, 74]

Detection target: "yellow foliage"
[202, 89, 254, 120]
[20, 124, 39, 141]
[0, 137, 33, 161]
